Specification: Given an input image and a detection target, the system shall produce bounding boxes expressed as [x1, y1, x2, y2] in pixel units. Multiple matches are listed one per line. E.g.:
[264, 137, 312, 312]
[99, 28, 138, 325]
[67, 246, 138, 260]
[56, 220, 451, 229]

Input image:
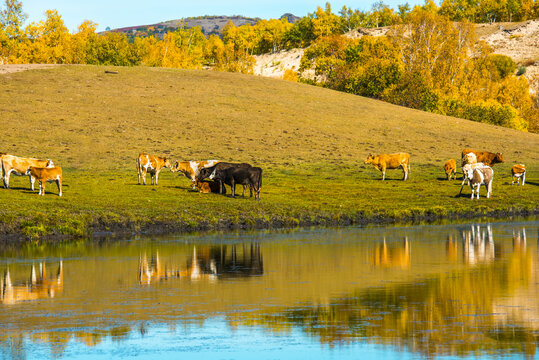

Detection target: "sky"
[19, 0, 425, 32]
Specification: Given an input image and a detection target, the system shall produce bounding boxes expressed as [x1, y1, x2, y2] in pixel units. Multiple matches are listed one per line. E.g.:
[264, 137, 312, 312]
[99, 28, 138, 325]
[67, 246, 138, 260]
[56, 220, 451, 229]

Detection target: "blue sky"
[20, 0, 425, 32]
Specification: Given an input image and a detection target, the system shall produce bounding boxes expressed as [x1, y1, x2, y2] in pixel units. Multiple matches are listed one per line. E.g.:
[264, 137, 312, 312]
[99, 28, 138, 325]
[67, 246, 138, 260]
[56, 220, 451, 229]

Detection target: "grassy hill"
[0, 65, 537, 240]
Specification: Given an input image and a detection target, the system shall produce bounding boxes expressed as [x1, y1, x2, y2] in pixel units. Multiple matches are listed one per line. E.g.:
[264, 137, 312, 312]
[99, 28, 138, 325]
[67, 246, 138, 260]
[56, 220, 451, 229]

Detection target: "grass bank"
[0, 65, 538, 241]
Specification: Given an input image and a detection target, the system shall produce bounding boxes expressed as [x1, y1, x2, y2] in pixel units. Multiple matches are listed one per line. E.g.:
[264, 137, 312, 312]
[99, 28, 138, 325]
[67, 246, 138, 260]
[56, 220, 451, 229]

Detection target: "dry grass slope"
[0, 65, 537, 239]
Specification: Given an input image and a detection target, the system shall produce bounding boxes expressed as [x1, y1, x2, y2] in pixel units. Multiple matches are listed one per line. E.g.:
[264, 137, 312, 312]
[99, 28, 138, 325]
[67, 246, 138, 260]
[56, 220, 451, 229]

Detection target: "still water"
[0, 221, 537, 359]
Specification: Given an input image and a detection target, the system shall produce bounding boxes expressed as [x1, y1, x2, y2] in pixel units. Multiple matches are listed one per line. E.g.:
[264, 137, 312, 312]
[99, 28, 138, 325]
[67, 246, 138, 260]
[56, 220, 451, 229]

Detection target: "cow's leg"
[40, 181, 45, 196]
[402, 165, 408, 181]
[191, 177, 196, 190]
[476, 184, 481, 199]
[381, 166, 386, 181]
[487, 180, 492, 198]
[512, 176, 515, 185]
[522, 173, 525, 186]
[29, 175, 36, 191]
[142, 169, 147, 185]
[4, 170, 10, 189]
[155, 170, 160, 186]
[57, 178, 62, 197]
[241, 185, 246, 198]
[137, 166, 141, 185]
[231, 179, 235, 198]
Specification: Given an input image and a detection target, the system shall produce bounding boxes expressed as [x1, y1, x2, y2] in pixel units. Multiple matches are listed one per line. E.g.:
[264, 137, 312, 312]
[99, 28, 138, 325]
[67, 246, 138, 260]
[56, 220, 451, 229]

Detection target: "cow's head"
[46, 160, 54, 168]
[198, 167, 211, 180]
[169, 160, 180, 172]
[494, 153, 504, 164]
[364, 154, 375, 164]
[24, 166, 34, 176]
[162, 157, 171, 168]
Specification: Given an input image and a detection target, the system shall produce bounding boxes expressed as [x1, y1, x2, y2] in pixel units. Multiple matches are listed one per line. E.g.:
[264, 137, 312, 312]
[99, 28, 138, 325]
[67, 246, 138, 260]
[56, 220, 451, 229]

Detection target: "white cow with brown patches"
[170, 160, 220, 189]
[511, 164, 526, 185]
[463, 164, 494, 199]
[137, 153, 171, 185]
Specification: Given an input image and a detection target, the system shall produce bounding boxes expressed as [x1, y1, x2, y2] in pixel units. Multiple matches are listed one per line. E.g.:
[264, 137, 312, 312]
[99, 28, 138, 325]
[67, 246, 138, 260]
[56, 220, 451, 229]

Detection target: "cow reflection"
[139, 244, 263, 284]
[1, 261, 63, 305]
[461, 225, 495, 265]
[446, 235, 458, 262]
[373, 237, 410, 269]
[513, 228, 527, 253]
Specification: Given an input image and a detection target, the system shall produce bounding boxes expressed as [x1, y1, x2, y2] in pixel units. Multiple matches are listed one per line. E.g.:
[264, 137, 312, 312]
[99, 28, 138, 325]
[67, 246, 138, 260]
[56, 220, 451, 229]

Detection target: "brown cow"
[511, 164, 526, 185]
[1, 154, 54, 190]
[461, 149, 504, 167]
[444, 159, 457, 180]
[195, 179, 225, 194]
[170, 160, 220, 189]
[364, 153, 410, 181]
[25, 166, 63, 196]
[136, 153, 171, 185]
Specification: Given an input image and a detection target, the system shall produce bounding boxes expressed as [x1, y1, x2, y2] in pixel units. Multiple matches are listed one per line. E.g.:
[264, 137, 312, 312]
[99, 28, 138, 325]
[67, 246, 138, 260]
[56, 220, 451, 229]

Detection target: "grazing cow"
[461, 152, 477, 167]
[1, 154, 53, 190]
[461, 149, 504, 167]
[195, 179, 225, 194]
[463, 164, 494, 199]
[443, 159, 457, 180]
[25, 166, 62, 197]
[459, 162, 486, 195]
[511, 164, 526, 185]
[208, 166, 262, 200]
[364, 153, 410, 181]
[198, 162, 252, 194]
[170, 160, 220, 189]
[136, 153, 171, 185]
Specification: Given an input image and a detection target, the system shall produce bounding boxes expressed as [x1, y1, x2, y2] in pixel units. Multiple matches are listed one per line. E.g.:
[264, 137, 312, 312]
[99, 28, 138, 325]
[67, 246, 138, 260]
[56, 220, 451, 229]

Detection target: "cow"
[459, 162, 486, 195]
[511, 164, 526, 185]
[25, 166, 62, 197]
[463, 164, 494, 199]
[443, 159, 457, 180]
[1, 154, 53, 190]
[136, 153, 171, 185]
[198, 162, 252, 194]
[461, 152, 477, 167]
[195, 179, 225, 194]
[170, 160, 220, 190]
[364, 153, 410, 181]
[208, 166, 262, 200]
[461, 149, 504, 167]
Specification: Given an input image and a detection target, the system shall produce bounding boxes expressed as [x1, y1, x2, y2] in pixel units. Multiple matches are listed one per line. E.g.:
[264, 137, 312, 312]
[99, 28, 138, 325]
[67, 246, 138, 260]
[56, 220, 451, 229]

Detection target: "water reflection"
[1, 262, 63, 305]
[0, 222, 537, 359]
[139, 244, 263, 284]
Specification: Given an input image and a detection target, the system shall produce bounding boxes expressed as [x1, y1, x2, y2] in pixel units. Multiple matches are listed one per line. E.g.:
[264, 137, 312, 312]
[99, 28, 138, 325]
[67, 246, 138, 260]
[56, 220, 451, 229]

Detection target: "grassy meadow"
[0, 65, 538, 240]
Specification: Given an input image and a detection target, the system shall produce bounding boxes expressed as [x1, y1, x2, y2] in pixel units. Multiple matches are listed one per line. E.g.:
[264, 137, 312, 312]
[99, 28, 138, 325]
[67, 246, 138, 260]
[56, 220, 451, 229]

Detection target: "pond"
[0, 220, 537, 359]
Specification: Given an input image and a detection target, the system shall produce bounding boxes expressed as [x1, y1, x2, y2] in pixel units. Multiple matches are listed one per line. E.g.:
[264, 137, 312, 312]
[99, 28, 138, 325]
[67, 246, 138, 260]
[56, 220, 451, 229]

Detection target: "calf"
[511, 164, 526, 185]
[170, 160, 220, 190]
[443, 159, 457, 180]
[461, 149, 504, 167]
[25, 166, 62, 196]
[195, 179, 225, 194]
[198, 162, 252, 194]
[463, 165, 494, 199]
[461, 152, 477, 167]
[1, 154, 53, 190]
[364, 153, 410, 181]
[137, 153, 171, 185]
[208, 166, 262, 200]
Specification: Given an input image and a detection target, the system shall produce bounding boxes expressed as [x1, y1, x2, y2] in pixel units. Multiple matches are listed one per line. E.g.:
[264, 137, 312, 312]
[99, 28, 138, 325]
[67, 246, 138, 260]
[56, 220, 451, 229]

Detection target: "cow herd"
[0, 148, 529, 201]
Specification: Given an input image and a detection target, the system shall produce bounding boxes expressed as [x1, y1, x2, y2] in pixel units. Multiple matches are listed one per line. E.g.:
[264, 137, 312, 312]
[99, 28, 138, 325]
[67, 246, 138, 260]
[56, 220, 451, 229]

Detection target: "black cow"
[209, 166, 262, 200]
[198, 162, 251, 194]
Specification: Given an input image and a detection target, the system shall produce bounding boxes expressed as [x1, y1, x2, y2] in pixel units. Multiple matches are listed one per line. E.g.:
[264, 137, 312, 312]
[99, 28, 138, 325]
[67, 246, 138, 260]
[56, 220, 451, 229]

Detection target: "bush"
[516, 66, 526, 76]
[488, 54, 516, 79]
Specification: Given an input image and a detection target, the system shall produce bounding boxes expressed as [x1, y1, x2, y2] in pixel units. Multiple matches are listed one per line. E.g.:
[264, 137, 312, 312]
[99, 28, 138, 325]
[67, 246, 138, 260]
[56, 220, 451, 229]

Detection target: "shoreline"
[1, 207, 536, 244]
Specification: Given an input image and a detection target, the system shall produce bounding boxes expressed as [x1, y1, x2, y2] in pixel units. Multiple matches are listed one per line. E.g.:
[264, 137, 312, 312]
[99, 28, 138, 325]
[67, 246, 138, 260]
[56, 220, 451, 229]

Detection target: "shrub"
[516, 66, 526, 76]
[488, 54, 516, 79]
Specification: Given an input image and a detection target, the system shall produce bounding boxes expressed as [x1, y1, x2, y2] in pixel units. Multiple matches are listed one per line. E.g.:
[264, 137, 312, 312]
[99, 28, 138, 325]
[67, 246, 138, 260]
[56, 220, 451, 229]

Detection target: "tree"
[312, 3, 342, 38]
[0, 0, 26, 62]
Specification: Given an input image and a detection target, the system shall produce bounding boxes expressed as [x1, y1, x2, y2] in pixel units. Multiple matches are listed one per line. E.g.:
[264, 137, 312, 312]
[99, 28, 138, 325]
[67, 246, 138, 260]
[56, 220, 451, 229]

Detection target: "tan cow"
[364, 153, 410, 180]
[136, 153, 171, 185]
[1, 154, 53, 190]
[461, 149, 504, 167]
[511, 164, 526, 185]
[444, 159, 457, 180]
[26, 166, 63, 196]
[195, 179, 225, 194]
[170, 160, 220, 189]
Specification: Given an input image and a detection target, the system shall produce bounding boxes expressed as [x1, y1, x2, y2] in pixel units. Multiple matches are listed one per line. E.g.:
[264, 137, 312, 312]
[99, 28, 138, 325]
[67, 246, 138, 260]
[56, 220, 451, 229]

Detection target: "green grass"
[0, 65, 538, 240]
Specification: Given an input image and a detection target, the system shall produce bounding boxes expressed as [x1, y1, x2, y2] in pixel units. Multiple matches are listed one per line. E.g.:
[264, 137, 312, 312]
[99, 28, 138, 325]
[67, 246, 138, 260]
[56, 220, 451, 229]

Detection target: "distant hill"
[106, 14, 300, 39]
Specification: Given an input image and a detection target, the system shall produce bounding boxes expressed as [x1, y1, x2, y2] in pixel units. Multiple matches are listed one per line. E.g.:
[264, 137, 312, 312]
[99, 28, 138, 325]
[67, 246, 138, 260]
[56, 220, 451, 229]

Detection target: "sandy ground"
[0, 64, 58, 75]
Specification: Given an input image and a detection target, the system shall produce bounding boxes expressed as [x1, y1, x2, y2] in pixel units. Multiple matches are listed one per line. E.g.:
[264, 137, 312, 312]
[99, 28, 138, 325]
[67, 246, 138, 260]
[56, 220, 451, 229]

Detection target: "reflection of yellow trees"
[231, 234, 537, 357]
[1, 261, 63, 305]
